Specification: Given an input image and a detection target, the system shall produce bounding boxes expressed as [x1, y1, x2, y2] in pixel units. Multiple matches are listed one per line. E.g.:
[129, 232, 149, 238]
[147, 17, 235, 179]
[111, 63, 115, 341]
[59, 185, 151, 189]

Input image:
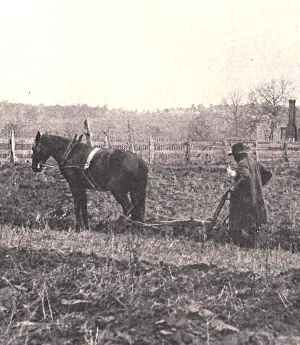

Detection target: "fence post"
[282, 141, 289, 163]
[184, 140, 191, 167]
[255, 140, 259, 161]
[148, 135, 155, 166]
[127, 120, 135, 153]
[103, 130, 111, 149]
[222, 139, 230, 165]
[9, 129, 17, 164]
[83, 118, 93, 147]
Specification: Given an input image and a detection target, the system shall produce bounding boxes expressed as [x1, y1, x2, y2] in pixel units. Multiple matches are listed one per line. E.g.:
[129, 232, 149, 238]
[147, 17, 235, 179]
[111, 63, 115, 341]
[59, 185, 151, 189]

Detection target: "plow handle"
[211, 189, 230, 223]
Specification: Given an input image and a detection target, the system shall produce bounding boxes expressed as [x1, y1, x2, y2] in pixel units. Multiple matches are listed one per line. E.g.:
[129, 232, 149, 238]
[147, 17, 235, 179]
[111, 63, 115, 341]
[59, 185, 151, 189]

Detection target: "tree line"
[0, 78, 294, 142]
[189, 79, 294, 141]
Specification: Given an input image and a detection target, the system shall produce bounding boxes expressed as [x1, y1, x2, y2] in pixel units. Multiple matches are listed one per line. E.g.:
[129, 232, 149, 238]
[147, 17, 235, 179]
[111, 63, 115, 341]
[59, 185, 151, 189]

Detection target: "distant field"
[0, 162, 300, 344]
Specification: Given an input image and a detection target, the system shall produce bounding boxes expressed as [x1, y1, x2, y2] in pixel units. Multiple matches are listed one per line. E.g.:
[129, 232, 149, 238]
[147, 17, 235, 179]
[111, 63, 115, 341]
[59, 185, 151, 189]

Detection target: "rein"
[40, 163, 84, 169]
[40, 163, 57, 169]
[40, 162, 99, 190]
[33, 135, 99, 190]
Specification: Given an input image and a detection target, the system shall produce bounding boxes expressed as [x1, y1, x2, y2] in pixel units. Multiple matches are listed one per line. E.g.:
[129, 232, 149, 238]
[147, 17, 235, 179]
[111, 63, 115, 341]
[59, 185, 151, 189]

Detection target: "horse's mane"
[40, 133, 72, 150]
[41, 133, 93, 153]
[42, 133, 68, 141]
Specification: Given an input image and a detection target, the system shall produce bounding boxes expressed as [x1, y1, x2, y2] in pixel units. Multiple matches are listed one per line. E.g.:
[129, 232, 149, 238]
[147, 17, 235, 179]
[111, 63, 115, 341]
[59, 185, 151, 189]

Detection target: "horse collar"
[84, 147, 101, 170]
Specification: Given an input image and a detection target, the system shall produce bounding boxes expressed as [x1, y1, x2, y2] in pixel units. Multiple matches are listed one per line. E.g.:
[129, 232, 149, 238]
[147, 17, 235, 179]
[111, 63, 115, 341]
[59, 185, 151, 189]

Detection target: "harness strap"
[62, 140, 76, 165]
[84, 147, 101, 169]
[79, 147, 101, 190]
[47, 139, 102, 190]
[82, 169, 99, 190]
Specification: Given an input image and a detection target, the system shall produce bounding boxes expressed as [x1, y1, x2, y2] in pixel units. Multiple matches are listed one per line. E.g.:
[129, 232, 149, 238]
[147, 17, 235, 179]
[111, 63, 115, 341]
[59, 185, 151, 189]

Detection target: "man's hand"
[227, 165, 237, 177]
[229, 185, 235, 193]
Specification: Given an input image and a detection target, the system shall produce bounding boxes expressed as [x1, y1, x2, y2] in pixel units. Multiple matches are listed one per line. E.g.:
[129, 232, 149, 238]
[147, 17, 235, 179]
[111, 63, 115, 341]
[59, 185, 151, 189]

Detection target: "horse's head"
[31, 131, 51, 172]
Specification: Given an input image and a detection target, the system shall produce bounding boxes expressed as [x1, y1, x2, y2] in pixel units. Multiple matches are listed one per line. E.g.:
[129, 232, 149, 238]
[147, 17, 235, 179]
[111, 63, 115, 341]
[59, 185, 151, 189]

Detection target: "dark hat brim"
[228, 150, 249, 156]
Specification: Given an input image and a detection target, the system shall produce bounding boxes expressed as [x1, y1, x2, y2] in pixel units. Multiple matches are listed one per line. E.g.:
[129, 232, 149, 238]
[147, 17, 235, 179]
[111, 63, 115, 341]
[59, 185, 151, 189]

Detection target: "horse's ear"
[71, 134, 78, 144]
[35, 131, 41, 143]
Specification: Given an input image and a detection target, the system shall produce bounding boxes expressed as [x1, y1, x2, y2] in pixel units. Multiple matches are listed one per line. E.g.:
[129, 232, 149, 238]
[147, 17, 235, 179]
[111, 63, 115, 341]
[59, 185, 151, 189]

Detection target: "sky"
[0, 0, 300, 110]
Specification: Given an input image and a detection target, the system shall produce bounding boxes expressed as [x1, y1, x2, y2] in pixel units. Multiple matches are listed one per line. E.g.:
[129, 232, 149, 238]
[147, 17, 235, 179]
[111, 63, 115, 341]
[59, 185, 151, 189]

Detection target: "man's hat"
[228, 142, 250, 156]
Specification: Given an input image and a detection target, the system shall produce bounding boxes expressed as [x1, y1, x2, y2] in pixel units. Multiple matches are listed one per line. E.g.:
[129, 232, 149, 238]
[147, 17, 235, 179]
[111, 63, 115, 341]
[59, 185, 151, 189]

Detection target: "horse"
[31, 131, 148, 231]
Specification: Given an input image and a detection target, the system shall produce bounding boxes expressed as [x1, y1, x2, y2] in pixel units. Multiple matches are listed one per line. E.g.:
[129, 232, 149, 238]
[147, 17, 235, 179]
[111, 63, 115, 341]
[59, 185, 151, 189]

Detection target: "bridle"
[34, 136, 99, 190]
[33, 135, 83, 170]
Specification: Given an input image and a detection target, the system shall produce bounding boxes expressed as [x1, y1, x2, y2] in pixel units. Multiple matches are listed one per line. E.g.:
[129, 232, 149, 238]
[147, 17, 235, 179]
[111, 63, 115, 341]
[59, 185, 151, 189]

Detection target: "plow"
[116, 189, 231, 242]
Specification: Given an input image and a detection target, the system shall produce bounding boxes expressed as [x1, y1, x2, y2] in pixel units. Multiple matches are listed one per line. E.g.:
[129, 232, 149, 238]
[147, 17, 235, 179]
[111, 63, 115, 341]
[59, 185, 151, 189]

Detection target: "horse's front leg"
[80, 190, 90, 231]
[73, 194, 82, 232]
[71, 187, 86, 232]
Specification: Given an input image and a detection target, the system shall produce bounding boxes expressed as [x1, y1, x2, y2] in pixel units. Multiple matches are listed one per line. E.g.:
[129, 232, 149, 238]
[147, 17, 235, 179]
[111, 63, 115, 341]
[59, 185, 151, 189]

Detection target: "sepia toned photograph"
[0, 1, 300, 344]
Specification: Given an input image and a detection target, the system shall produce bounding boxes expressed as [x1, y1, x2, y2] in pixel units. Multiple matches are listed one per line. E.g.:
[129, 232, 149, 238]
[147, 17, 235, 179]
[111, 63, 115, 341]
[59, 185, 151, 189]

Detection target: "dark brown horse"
[31, 131, 148, 231]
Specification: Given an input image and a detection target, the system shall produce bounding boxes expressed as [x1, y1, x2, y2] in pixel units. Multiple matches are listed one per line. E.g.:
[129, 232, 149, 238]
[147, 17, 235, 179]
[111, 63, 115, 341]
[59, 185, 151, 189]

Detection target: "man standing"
[228, 143, 272, 247]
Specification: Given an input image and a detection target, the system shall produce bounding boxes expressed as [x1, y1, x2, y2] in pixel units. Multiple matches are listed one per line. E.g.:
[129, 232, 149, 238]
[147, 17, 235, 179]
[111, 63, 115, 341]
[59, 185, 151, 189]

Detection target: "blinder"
[32, 142, 50, 172]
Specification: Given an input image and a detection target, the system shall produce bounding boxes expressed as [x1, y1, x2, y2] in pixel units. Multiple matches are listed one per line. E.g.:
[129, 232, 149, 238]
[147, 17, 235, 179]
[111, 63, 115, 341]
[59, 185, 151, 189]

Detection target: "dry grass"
[1, 226, 299, 277]
[0, 226, 300, 345]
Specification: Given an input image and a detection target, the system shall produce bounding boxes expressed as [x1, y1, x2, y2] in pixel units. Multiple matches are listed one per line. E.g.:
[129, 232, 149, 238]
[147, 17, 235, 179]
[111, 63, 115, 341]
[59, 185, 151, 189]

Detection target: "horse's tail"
[130, 159, 148, 222]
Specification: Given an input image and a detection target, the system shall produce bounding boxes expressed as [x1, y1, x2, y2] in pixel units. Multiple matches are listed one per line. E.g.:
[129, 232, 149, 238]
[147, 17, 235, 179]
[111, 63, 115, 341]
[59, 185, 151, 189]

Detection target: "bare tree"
[248, 79, 293, 141]
[223, 89, 244, 137]
[187, 115, 213, 140]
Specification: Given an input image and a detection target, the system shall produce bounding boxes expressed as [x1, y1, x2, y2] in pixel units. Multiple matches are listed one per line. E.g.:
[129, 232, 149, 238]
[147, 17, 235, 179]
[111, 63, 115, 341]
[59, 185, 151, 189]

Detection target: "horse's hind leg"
[111, 190, 133, 218]
[129, 164, 147, 222]
[130, 187, 146, 222]
[71, 188, 89, 232]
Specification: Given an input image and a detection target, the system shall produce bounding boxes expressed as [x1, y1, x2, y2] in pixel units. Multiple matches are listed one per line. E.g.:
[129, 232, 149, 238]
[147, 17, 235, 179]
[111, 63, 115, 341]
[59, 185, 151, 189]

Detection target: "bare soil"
[0, 245, 300, 345]
[0, 162, 300, 344]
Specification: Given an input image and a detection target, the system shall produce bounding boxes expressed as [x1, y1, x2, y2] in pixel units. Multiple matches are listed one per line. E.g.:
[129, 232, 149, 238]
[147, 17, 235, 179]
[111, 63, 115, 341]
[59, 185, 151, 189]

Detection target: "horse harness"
[60, 142, 101, 190]
[82, 148, 101, 190]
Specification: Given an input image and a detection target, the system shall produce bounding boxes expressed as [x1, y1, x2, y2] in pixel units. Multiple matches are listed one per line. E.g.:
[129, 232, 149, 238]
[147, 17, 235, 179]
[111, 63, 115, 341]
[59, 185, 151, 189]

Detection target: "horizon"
[0, 1, 300, 111]
[0, 98, 297, 113]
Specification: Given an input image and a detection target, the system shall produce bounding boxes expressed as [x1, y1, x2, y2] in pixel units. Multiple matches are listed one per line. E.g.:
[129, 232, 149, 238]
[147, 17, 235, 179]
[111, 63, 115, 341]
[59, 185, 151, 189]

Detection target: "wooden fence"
[1, 134, 300, 166]
[255, 141, 300, 164]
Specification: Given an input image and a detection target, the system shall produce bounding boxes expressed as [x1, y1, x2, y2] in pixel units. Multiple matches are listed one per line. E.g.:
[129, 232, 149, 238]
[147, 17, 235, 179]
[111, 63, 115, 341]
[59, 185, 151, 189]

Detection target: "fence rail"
[1, 135, 300, 165]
